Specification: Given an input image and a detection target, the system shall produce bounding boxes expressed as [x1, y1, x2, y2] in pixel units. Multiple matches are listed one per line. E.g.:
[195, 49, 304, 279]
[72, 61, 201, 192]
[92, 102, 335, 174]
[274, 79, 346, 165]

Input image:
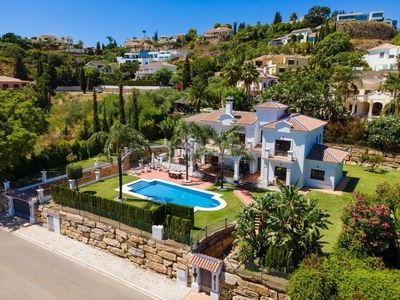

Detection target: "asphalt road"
[0, 229, 155, 300]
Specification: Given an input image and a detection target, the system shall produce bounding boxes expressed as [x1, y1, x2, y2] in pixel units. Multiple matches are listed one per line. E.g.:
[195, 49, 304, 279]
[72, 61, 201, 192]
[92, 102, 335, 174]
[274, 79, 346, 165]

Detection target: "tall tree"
[37, 58, 43, 77]
[118, 83, 126, 124]
[13, 54, 28, 80]
[233, 22, 237, 35]
[381, 73, 400, 115]
[87, 124, 149, 200]
[205, 125, 252, 190]
[331, 66, 361, 100]
[222, 61, 241, 87]
[184, 78, 212, 113]
[79, 67, 87, 94]
[289, 12, 298, 21]
[304, 6, 331, 28]
[102, 102, 109, 132]
[131, 88, 139, 130]
[92, 91, 100, 133]
[241, 62, 259, 102]
[273, 12, 282, 24]
[95, 41, 102, 55]
[170, 121, 212, 182]
[182, 55, 192, 89]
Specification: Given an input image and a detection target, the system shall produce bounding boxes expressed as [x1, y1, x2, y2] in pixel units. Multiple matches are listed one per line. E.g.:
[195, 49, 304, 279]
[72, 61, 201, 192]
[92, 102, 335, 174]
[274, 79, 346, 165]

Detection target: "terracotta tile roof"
[189, 253, 222, 273]
[0, 76, 30, 83]
[251, 144, 262, 152]
[254, 101, 288, 109]
[367, 43, 398, 51]
[262, 114, 326, 131]
[306, 144, 349, 163]
[185, 111, 257, 125]
[253, 54, 310, 61]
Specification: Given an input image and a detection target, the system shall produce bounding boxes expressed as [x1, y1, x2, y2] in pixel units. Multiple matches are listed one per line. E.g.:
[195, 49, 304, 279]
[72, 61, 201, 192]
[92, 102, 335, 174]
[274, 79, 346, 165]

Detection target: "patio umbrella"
[151, 153, 156, 169]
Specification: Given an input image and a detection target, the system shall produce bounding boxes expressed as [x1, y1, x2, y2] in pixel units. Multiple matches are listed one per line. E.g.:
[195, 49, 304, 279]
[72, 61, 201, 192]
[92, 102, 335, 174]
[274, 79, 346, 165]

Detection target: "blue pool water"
[128, 180, 221, 209]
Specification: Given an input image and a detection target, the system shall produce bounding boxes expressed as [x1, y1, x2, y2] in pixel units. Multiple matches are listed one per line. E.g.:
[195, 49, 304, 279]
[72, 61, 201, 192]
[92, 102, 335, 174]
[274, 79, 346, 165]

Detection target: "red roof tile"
[185, 111, 257, 125]
[262, 114, 326, 131]
[306, 144, 349, 163]
[189, 253, 222, 273]
[254, 101, 288, 109]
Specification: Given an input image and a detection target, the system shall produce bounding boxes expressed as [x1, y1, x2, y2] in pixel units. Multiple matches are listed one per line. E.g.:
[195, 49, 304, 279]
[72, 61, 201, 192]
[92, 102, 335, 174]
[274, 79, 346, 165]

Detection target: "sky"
[1, 0, 399, 48]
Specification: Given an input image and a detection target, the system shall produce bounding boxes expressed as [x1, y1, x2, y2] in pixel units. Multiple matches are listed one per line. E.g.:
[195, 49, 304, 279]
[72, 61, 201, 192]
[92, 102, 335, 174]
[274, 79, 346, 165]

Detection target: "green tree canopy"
[152, 67, 173, 86]
[0, 89, 48, 177]
[304, 6, 331, 27]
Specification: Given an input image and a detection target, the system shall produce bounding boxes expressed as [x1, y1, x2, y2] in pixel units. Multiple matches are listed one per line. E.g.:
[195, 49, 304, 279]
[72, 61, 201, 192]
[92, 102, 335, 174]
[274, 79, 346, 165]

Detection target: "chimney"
[225, 96, 233, 115]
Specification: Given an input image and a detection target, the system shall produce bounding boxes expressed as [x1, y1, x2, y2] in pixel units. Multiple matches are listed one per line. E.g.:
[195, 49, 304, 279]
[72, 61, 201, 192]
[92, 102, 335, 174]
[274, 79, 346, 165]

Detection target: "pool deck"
[127, 168, 214, 189]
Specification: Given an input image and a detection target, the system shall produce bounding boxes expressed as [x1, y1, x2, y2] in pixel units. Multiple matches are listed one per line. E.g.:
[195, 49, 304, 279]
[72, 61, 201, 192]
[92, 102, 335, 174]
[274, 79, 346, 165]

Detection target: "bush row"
[51, 185, 194, 239]
[103, 80, 159, 86]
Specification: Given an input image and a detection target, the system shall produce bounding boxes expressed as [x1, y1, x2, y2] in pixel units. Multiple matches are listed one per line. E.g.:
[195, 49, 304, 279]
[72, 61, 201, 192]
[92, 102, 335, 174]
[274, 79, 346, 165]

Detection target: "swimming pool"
[121, 179, 226, 212]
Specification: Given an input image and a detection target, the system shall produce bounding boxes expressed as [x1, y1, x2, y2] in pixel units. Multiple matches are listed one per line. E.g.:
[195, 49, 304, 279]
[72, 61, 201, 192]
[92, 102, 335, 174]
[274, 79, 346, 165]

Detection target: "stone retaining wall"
[35, 203, 190, 279]
[0, 193, 8, 212]
[344, 147, 400, 170]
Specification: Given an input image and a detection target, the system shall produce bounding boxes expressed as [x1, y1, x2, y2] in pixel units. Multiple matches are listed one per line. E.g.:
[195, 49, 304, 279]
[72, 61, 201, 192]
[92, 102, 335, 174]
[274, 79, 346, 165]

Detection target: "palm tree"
[331, 65, 361, 100]
[170, 121, 212, 182]
[87, 124, 149, 200]
[206, 125, 253, 190]
[381, 73, 400, 115]
[235, 182, 331, 272]
[241, 62, 259, 101]
[222, 61, 241, 87]
[184, 78, 212, 113]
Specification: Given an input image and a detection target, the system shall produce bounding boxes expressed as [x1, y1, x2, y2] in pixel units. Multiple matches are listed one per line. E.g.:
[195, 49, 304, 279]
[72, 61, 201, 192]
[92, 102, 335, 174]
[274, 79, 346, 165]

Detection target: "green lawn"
[311, 164, 400, 252]
[70, 164, 400, 252]
[79, 174, 157, 209]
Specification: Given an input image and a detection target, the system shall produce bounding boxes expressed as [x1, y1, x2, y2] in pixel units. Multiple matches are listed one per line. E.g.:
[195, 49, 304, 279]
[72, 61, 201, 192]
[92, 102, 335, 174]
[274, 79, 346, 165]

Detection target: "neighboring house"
[135, 61, 177, 79]
[86, 62, 115, 75]
[288, 27, 312, 43]
[184, 99, 348, 191]
[307, 32, 317, 44]
[268, 28, 313, 46]
[336, 11, 397, 29]
[0, 76, 30, 89]
[124, 38, 155, 51]
[236, 66, 279, 97]
[268, 35, 289, 46]
[31, 34, 73, 49]
[363, 43, 400, 71]
[253, 54, 309, 74]
[117, 50, 185, 65]
[204, 27, 232, 37]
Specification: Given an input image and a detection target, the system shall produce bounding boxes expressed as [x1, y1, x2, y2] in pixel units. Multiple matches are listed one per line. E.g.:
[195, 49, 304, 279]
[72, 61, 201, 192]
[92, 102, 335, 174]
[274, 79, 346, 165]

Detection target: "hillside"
[337, 21, 395, 40]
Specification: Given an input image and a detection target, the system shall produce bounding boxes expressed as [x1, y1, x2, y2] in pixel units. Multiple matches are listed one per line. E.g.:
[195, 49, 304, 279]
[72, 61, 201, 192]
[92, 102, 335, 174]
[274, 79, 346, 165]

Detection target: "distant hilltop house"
[363, 43, 400, 71]
[268, 27, 313, 46]
[204, 27, 232, 37]
[117, 50, 185, 65]
[86, 61, 117, 75]
[31, 34, 74, 49]
[0, 76, 30, 89]
[336, 11, 397, 29]
[252, 54, 309, 75]
[124, 38, 155, 52]
[135, 61, 178, 79]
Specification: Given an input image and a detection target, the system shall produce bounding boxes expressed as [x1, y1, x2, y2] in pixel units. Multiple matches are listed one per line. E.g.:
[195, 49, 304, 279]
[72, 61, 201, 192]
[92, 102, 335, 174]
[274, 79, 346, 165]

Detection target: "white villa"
[268, 27, 313, 46]
[364, 43, 400, 71]
[236, 66, 279, 97]
[185, 99, 348, 191]
[117, 50, 185, 65]
[135, 61, 178, 79]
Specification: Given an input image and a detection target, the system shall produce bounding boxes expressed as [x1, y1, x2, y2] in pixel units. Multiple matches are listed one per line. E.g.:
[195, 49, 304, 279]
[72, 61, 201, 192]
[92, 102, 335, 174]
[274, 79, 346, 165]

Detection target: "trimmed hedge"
[51, 185, 194, 238]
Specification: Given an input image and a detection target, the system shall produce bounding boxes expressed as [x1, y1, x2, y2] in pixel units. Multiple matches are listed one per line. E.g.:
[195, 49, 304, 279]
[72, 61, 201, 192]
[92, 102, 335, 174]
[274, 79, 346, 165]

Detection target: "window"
[3, 84, 8, 88]
[379, 52, 385, 58]
[275, 140, 291, 156]
[278, 68, 286, 73]
[260, 130, 263, 143]
[288, 59, 295, 65]
[239, 133, 246, 145]
[311, 169, 325, 181]
[389, 55, 394, 59]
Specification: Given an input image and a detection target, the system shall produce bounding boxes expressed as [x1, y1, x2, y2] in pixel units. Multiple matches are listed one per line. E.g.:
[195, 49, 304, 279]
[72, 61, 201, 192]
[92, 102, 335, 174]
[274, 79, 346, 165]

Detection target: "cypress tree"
[131, 90, 139, 130]
[118, 83, 126, 124]
[109, 112, 114, 127]
[102, 103, 108, 132]
[37, 59, 43, 77]
[92, 91, 100, 133]
[46, 62, 58, 90]
[182, 55, 191, 89]
[13, 54, 28, 80]
[79, 67, 87, 93]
